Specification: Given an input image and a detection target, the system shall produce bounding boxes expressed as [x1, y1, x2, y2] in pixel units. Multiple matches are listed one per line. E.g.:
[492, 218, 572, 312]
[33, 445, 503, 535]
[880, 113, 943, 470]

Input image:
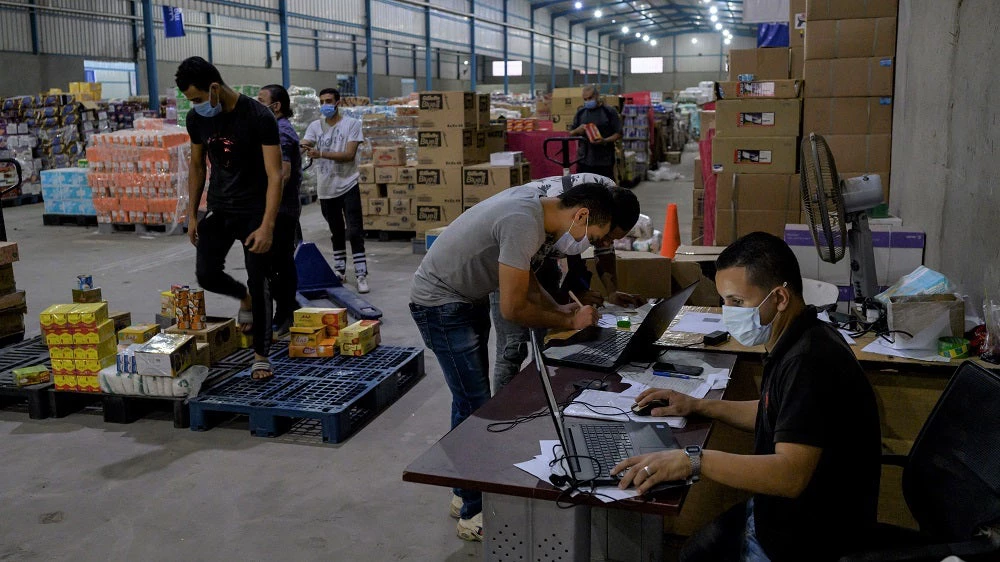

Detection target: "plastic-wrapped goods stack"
[412, 91, 490, 239]
[85, 118, 191, 227]
[712, 43, 804, 245]
[801, 0, 897, 205]
[0, 108, 42, 196]
[612, 214, 662, 253]
[622, 105, 652, 177]
[101, 332, 206, 398]
[41, 168, 95, 217]
[351, 108, 419, 166]
[0, 242, 26, 342]
[289, 86, 320, 198]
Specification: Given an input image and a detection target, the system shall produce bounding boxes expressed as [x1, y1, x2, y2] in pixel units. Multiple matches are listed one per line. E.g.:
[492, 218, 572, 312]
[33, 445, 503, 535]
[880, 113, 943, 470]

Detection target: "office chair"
[840, 361, 1000, 562]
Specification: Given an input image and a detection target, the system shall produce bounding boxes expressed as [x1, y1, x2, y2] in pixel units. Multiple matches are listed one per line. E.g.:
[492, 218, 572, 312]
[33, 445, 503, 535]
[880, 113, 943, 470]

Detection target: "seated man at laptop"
[409, 183, 616, 542]
[613, 232, 881, 562]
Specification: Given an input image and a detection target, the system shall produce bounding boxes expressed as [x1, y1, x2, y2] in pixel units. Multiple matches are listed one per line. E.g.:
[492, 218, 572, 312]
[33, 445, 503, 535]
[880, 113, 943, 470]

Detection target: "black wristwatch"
[684, 445, 702, 483]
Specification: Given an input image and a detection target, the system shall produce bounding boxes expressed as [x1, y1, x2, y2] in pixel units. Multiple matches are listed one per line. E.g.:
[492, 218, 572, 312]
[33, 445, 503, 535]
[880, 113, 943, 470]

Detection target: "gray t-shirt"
[410, 186, 546, 307]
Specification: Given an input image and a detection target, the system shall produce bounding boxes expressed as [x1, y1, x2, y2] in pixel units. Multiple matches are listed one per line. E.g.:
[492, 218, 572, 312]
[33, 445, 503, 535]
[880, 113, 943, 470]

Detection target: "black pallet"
[2, 193, 42, 207]
[365, 229, 416, 242]
[215, 340, 290, 370]
[97, 222, 186, 235]
[42, 213, 98, 227]
[189, 347, 424, 443]
[0, 336, 54, 419]
[47, 365, 244, 428]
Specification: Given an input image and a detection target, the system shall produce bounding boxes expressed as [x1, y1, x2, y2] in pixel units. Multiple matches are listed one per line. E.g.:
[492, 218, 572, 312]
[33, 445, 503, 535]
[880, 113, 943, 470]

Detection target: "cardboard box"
[804, 57, 894, 97]
[290, 325, 325, 347]
[165, 317, 238, 364]
[289, 340, 338, 358]
[413, 166, 463, 190]
[613, 251, 672, 299]
[693, 189, 705, 219]
[73, 319, 115, 345]
[462, 185, 507, 209]
[728, 48, 790, 80]
[671, 247, 723, 306]
[390, 198, 412, 216]
[489, 151, 523, 167]
[416, 127, 487, 167]
[0, 264, 15, 296]
[386, 183, 415, 197]
[294, 307, 348, 330]
[789, 0, 806, 47]
[803, 97, 893, 135]
[790, 46, 805, 80]
[363, 215, 418, 232]
[823, 134, 892, 172]
[397, 166, 417, 184]
[483, 124, 506, 154]
[714, 173, 800, 245]
[194, 342, 211, 367]
[340, 334, 380, 357]
[71, 287, 102, 304]
[367, 197, 390, 216]
[373, 146, 406, 167]
[716, 208, 801, 246]
[12, 365, 50, 387]
[415, 201, 462, 224]
[715, 99, 802, 137]
[0, 290, 26, 314]
[67, 302, 109, 331]
[417, 91, 488, 129]
[134, 333, 195, 377]
[339, 319, 381, 345]
[711, 136, 798, 174]
[693, 157, 704, 190]
[374, 167, 399, 184]
[691, 217, 705, 244]
[785, 223, 924, 286]
[806, 0, 897, 21]
[358, 164, 375, 184]
[462, 163, 522, 191]
[716, 80, 802, 100]
[805, 17, 897, 60]
[0, 242, 19, 266]
[74, 354, 116, 376]
[359, 183, 379, 198]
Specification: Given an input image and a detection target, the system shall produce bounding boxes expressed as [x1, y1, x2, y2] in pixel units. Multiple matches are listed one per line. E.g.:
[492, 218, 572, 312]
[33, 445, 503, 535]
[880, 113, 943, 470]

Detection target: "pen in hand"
[568, 290, 584, 308]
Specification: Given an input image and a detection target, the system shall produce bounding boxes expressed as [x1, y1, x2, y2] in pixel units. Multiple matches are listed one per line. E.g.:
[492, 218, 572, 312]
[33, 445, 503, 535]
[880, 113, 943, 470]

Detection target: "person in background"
[257, 84, 301, 338]
[489, 173, 644, 393]
[177, 56, 281, 381]
[300, 88, 369, 294]
[614, 232, 881, 562]
[410, 183, 617, 542]
[568, 84, 622, 180]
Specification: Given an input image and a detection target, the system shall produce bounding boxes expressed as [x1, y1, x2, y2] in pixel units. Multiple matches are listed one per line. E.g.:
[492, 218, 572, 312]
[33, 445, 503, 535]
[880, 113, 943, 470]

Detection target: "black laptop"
[530, 331, 679, 485]
[543, 283, 697, 372]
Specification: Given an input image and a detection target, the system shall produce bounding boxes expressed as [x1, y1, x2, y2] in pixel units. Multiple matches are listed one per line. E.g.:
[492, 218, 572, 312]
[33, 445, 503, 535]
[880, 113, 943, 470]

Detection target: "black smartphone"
[652, 362, 704, 376]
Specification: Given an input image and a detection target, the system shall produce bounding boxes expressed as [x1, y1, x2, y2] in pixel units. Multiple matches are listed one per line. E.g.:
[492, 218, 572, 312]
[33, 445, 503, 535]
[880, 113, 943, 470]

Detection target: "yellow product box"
[290, 325, 325, 347]
[49, 346, 74, 360]
[46, 332, 75, 347]
[160, 291, 175, 316]
[326, 325, 341, 338]
[12, 365, 50, 387]
[338, 319, 381, 345]
[293, 307, 349, 329]
[237, 331, 253, 349]
[67, 302, 109, 331]
[54, 374, 78, 391]
[73, 337, 117, 361]
[118, 323, 161, 345]
[288, 339, 338, 358]
[77, 374, 100, 393]
[39, 304, 75, 329]
[75, 355, 116, 376]
[340, 334, 381, 357]
[52, 359, 76, 375]
[74, 319, 115, 345]
[71, 287, 103, 304]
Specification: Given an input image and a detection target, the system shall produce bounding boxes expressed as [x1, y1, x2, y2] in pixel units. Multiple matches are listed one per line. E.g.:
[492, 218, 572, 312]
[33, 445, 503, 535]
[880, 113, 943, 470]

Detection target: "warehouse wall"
[891, 0, 1000, 307]
[622, 32, 755, 94]
[0, 53, 88, 97]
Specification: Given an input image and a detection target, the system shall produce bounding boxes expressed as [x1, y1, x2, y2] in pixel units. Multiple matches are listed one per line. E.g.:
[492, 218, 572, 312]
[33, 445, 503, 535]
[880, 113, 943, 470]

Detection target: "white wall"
[623, 32, 755, 93]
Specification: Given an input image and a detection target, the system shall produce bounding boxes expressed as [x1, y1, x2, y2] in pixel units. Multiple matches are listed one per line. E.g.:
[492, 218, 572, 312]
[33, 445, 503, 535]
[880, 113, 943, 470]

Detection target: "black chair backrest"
[903, 361, 1000, 540]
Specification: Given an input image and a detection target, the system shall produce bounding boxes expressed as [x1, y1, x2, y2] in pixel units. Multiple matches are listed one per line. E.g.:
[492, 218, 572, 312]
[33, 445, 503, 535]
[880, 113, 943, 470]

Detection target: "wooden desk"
[403, 350, 738, 561]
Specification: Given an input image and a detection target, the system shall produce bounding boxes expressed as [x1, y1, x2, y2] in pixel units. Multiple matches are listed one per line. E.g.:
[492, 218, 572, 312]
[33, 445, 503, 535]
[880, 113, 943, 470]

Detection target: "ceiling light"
[709, 5, 718, 14]
[714, 22, 723, 30]
[724, 37, 731, 45]
[650, 39, 658, 46]
[463, 60, 469, 65]
[622, 25, 629, 33]
[691, 37, 698, 44]
[635, 32, 641, 38]
[611, 19, 616, 23]
[574, 1, 582, 9]
[594, 8, 602, 17]
[721, 27, 729, 35]
[642, 34, 649, 41]
[710, 14, 718, 22]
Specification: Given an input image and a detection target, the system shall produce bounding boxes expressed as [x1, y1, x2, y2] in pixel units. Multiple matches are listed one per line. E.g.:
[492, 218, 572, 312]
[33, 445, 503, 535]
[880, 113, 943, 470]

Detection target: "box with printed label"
[397, 166, 417, 183]
[373, 146, 406, 167]
[54, 374, 78, 391]
[386, 183, 415, 197]
[118, 323, 160, 345]
[789, 0, 806, 47]
[413, 166, 463, 190]
[67, 303, 110, 332]
[415, 202, 462, 224]
[714, 173, 799, 244]
[489, 151, 523, 167]
[364, 215, 417, 232]
[73, 337, 117, 361]
[0, 242, 19, 266]
[340, 334, 380, 357]
[40, 304, 75, 330]
[483, 124, 506, 154]
[790, 46, 804, 80]
[13, 365, 50, 387]
[134, 333, 195, 377]
[359, 184, 380, 198]
[804, 57, 894, 97]
[293, 307, 348, 330]
[374, 166, 399, 184]
[806, 0, 897, 21]
[785, 222, 922, 287]
[693, 189, 705, 219]
[716, 80, 802, 100]
[338, 319, 381, 345]
[165, 317, 238, 364]
[417, 91, 488, 129]
[715, 99, 802, 137]
[289, 325, 325, 347]
[728, 48, 790, 80]
[289, 340, 338, 358]
[711, 136, 798, 174]
[805, 17, 896, 60]
[358, 164, 375, 184]
[462, 163, 522, 191]
[74, 354, 116, 376]
[693, 157, 704, 190]
[412, 186, 463, 206]
[417, 128, 487, 167]
[803, 97, 893, 135]
[71, 287, 102, 304]
[823, 134, 892, 173]
[73, 319, 115, 345]
[390, 198, 412, 216]
[462, 185, 506, 209]
[367, 197, 390, 216]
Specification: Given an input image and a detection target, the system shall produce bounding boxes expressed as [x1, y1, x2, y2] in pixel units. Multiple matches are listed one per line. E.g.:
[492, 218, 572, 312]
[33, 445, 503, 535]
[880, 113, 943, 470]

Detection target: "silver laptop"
[530, 331, 679, 485]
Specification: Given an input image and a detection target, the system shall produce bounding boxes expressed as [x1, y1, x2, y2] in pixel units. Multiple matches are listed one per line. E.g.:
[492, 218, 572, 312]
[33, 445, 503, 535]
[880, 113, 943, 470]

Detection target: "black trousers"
[679, 501, 747, 562]
[269, 213, 299, 328]
[195, 210, 272, 358]
[319, 184, 367, 276]
[576, 162, 615, 181]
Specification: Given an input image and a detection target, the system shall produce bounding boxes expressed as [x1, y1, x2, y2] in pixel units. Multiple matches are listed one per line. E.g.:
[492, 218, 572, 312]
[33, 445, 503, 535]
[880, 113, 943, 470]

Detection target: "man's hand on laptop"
[633, 389, 698, 417]
[613, 450, 691, 494]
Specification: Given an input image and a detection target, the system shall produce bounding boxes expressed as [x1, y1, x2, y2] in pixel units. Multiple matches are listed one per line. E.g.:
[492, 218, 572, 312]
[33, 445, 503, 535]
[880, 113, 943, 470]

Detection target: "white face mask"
[553, 214, 591, 255]
[721, 283, 785, 347]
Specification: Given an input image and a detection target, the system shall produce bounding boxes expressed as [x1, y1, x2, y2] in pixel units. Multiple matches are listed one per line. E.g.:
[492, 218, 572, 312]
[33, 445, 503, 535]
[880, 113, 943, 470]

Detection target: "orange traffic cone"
[660, 203, 681, 259]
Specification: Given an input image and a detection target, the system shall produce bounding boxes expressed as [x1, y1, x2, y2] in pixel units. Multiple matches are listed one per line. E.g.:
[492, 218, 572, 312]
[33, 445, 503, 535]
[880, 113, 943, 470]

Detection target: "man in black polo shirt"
[568, 84, 621, 180]
[615, 231, 881, 562]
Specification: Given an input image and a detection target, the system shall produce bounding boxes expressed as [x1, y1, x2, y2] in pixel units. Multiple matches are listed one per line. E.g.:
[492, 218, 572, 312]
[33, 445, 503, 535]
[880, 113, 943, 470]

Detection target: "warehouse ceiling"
[530, 0, 756, 45]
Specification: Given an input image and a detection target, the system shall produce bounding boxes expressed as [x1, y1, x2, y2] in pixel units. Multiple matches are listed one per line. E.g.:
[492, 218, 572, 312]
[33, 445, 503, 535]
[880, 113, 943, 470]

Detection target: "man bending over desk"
[614, 232, 881, 562]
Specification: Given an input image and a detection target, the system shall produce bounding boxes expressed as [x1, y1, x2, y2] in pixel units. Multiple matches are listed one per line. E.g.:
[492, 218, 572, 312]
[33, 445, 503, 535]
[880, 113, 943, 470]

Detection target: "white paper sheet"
[514, 441, 641, 503]
[861, 340, 950, 363]
[670, 312, 725, 335]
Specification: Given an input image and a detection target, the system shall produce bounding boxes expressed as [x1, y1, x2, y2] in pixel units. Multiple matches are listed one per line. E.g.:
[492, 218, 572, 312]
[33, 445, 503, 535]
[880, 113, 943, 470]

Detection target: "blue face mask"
[583, 99, 598, 110]
[192, 85, 222, 118]
[320, 104, 338, 118]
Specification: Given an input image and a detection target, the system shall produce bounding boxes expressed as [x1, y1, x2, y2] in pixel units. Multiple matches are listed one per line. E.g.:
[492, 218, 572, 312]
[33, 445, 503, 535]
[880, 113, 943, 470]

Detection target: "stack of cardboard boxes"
[712, 49, 804, 245]
[691, 158, 705, 243]
[0, 242, 25, 342]
[40, 302, 116, 393]
[549, 88, 582, 132]
[802, 0, 897, 202]
[461, 152, 530, 210]
[358, 146, 419, 233]
[412, 91, 490, 237]
[289, 307, 348, 358]
[339, 319, 382, 357]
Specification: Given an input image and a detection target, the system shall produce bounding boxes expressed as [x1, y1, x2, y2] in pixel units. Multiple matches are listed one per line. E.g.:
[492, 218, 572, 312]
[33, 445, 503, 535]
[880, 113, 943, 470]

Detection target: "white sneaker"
[356, 275, 370, 294]
[449, 494, 462, 519]
[456, 512, 483, 542]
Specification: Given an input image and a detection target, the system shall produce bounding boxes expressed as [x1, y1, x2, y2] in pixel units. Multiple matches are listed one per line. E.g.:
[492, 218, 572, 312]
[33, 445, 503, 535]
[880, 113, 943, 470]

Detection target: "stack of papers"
[514, 440, 640, 503]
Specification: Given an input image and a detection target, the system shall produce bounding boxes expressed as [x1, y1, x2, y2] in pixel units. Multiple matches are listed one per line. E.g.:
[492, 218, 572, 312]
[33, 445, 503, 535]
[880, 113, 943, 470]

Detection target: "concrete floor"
[0, 151, 696, 561]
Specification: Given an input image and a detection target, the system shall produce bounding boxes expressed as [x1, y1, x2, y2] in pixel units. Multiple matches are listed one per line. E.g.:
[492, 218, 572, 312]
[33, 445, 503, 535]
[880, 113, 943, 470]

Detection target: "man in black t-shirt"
[177, 57, 283, 381]
[615, 232, 881, 562]
[568, 85, 622, 180]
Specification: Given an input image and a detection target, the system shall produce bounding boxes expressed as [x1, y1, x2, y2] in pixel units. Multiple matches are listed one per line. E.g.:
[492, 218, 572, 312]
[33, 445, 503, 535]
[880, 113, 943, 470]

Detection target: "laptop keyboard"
[564, 330, 632, 364]
[580, 424, 635, 476]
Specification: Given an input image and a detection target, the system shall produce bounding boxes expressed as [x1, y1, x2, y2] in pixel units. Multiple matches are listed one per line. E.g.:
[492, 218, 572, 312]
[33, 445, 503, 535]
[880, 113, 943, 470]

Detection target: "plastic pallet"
[42, 213, 98, 227]
[214, 340, 290, 369]
[2, 193, 42, 207]
[0, 336, 54, 419]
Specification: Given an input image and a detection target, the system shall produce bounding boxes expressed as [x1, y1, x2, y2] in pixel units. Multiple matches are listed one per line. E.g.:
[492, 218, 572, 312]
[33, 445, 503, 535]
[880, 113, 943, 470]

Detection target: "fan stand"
[847, 212, 884, 325]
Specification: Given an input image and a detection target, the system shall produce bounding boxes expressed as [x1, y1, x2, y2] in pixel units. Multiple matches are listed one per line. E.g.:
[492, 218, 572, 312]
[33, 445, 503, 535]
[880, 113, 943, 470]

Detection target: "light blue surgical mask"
[320, 104, 338, 118]
[553, 214, 591, 255]
[583, 99, 598, 110]
[721, 283, 786, 347]
[192, 86, 222, 118]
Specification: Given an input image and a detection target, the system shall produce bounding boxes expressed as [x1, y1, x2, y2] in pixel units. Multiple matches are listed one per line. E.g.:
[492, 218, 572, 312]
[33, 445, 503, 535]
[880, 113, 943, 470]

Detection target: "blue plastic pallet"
[188, 346, 424, 443]
[213, 340, 290, 369]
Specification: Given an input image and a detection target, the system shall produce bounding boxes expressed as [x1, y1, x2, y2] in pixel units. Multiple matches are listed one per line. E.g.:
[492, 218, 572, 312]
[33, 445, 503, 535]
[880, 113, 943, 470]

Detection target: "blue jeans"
[742, 499, 770, 562]
[680, 499, 771, 562]
[488, 292, 547, 394]
[409, 300, 492, 519]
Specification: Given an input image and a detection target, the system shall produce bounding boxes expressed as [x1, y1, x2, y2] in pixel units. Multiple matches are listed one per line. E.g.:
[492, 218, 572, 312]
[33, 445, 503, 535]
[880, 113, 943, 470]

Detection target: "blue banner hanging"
[163, 6, 185, 38]
[757, 23, 789, 48]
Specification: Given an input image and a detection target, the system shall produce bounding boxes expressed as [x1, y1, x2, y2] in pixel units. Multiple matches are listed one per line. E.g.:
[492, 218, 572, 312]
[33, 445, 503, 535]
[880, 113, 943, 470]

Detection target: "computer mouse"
[630, 399, 670, 417]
